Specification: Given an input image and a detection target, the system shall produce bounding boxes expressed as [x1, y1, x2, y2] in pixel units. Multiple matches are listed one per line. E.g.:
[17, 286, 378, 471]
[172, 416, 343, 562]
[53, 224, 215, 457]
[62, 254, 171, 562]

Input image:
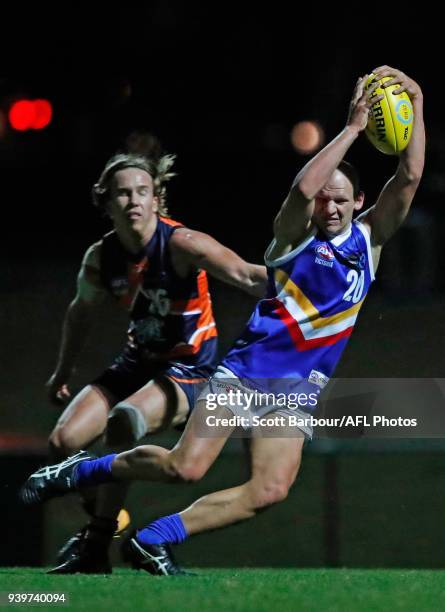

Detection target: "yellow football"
[365, 73, 413, 155]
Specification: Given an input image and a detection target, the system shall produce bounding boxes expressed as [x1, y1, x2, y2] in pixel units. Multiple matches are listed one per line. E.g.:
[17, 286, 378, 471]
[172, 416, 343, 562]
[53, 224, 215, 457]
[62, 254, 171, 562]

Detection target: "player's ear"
[152, 195, 159, 214]
[354, 191, 365, 212]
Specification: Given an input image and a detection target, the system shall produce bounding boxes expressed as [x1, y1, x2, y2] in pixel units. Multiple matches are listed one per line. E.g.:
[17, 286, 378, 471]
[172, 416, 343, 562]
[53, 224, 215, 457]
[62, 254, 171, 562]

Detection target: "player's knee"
[106, 402, 147, 447]
[167, 451, 208, 483]
[250, 479, 290, 509]
[48, 427, 79, 459]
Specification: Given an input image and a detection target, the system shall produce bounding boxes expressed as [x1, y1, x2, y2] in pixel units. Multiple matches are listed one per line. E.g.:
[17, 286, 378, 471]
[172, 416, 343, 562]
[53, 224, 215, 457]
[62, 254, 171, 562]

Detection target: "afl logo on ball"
[315, 244, 335, 268]
[395, 99, 413, 125]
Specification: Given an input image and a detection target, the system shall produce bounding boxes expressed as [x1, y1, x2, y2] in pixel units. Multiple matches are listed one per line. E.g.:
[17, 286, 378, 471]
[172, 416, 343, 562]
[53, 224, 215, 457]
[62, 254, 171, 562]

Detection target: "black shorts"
[91, 344, 213, 413]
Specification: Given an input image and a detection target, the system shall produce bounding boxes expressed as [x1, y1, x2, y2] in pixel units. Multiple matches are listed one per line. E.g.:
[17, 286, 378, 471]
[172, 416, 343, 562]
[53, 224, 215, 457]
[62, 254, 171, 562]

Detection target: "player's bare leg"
[93, 377, 191, 523]
[48, 385, 113, 514]
[45, 397, 233, 573]
[48, 385, 112, 459]
[50, 380, 184, 573]
[179, 425, 304, 535]
[124, 417, 305, 575]
[112, 399, 235, 482]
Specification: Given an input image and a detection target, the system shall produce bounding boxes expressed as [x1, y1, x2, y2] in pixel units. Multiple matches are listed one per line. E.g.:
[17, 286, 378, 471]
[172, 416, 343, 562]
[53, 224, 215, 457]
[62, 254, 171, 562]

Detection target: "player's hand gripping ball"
[365, 73, 413, 155]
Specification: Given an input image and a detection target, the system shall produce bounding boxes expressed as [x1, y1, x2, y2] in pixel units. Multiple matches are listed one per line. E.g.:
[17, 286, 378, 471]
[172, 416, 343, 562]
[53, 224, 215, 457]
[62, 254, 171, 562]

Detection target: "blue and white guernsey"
[221, 220, 375, 403]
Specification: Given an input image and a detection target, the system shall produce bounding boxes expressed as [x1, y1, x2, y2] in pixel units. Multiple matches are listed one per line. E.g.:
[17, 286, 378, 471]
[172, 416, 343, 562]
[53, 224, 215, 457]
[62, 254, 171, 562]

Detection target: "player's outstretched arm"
[46, 243, 108, 405]
[273, 76, 383, 250]
[170, 228, 267, 298]
[361, 66, 425, 246]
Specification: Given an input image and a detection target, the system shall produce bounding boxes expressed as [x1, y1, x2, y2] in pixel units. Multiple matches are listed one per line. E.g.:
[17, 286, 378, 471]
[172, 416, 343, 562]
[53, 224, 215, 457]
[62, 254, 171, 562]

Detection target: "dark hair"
[92, 153, 176, 216]
[337, 160, 361, 199]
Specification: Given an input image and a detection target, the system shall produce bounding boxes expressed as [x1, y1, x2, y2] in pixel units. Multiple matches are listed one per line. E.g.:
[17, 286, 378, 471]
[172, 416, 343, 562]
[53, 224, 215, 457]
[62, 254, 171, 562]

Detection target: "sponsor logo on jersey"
[315, 244, 335, 268]
[308, 369, 329, 389]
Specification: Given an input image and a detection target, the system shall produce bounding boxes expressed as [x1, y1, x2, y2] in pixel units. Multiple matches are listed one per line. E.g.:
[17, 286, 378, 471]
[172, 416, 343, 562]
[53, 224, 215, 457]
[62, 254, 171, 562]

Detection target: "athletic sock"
[73, 454, 117, 487]
[136, 514, 188, 546]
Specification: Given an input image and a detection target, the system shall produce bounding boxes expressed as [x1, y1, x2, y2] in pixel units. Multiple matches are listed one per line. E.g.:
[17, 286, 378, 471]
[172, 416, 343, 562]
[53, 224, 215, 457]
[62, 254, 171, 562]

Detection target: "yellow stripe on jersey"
[274, 268, 364, 330]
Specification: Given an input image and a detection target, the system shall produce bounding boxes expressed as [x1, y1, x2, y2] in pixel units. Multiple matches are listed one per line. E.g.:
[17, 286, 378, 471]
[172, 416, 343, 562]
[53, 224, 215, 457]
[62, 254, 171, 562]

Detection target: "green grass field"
[1, 568, 445, 611]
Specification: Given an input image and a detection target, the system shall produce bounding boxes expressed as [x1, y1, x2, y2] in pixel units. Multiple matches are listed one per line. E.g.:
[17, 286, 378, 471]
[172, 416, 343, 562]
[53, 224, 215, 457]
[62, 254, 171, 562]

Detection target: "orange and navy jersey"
[99, 217, 218, 370]
[221, 221, 374, 399]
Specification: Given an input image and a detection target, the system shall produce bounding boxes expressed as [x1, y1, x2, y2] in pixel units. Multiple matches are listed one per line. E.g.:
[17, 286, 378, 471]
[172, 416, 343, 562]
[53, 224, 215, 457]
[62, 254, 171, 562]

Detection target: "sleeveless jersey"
[221, 220, 374, 397]
[99, 216, 218, 369]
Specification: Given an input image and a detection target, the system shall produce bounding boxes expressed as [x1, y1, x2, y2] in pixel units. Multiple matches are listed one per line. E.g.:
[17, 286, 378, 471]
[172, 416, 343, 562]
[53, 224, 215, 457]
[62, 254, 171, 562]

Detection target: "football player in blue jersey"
[22, 66, 424, 575]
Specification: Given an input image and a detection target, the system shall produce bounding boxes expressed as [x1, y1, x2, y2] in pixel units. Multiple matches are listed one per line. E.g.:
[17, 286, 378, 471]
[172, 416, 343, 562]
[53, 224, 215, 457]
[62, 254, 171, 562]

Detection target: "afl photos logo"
[315, 244, 335, 268]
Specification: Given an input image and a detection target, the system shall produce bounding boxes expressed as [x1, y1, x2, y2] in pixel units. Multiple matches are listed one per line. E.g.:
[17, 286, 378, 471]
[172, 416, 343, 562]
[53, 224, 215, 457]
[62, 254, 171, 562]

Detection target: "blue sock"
[136, 514, 188, 546]
[73, 454, 117, 487]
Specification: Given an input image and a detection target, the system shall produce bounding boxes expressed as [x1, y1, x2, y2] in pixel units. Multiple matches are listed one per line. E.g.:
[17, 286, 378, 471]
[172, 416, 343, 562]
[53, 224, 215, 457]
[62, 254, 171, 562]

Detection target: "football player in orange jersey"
[45, 152, 266, 573]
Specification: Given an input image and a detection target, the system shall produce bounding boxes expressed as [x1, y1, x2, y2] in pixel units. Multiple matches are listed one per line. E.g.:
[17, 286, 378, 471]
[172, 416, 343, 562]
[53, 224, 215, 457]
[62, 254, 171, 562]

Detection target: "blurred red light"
[31, 99, 52, 129]
[8, 99, 53, 131]
[9, 100, 36, 131]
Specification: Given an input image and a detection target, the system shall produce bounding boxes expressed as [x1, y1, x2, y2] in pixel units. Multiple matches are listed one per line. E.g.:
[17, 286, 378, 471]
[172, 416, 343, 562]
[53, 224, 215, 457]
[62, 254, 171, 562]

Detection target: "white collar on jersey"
[265, 222, 357, 268]
[326, 223, 352, 247]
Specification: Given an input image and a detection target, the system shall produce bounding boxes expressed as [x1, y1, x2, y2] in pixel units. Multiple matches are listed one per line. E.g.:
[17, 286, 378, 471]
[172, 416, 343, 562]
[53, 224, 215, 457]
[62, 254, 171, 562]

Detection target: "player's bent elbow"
[407, 171, 423, 186]
[400, 163, 424, 187]
[292, 179, 314, 203]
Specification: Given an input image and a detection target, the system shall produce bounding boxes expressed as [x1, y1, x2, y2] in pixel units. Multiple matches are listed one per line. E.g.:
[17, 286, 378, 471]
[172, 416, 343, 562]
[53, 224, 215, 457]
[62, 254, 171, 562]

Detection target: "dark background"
[0, 5, 442, 264]
[1, 4, 445, 567]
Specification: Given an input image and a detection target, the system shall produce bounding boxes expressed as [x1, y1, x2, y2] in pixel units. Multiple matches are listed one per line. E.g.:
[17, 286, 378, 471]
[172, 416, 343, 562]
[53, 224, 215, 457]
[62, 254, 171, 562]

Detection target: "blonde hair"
[92, 153, 176, 217]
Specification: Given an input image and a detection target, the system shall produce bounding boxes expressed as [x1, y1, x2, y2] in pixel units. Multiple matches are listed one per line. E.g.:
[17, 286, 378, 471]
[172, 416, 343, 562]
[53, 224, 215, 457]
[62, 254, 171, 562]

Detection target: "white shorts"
[197, 365, 313, 439]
